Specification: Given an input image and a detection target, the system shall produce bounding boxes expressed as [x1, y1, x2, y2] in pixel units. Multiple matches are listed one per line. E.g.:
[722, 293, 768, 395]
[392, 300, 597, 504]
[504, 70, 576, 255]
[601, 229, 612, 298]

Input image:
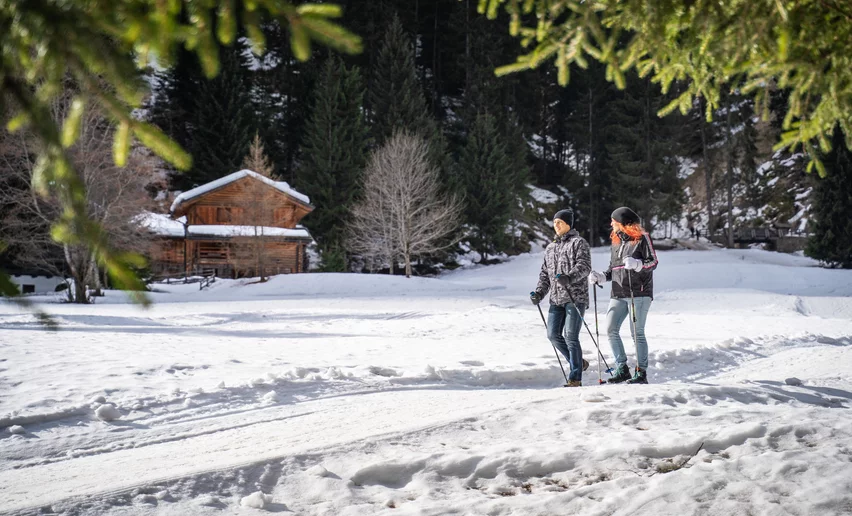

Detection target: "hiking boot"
[582, 358, 589, 371]
[626, 367, 648, 384]
[608, 364, 631, 384]
[566, 380, 582, 387]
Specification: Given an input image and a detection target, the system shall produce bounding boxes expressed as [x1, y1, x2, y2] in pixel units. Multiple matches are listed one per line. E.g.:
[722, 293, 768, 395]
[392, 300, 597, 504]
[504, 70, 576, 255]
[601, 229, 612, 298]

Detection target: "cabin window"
[22, 284, 35, 294]
[216, 207, 232, 223]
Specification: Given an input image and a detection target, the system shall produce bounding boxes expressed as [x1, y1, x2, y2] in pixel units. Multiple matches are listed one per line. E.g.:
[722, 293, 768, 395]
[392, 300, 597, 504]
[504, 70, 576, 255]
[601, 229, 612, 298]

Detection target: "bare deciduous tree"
[0, 89, 163, 303]
[227, 178, 280, 281]
[348, 132, 461, 278]
[242, 132, 277, 179]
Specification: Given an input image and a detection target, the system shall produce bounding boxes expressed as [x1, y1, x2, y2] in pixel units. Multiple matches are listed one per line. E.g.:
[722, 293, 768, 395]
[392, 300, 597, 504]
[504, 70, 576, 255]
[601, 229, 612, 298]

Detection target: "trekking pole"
[559, 278, 614, 377]
[626, 270, 640, 361]
[533, 297, 570, 386]
[593, 284, 604, 384]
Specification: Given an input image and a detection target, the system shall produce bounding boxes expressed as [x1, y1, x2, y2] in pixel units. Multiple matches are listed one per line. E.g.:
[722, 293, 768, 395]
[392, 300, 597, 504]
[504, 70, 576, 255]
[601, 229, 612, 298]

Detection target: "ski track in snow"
[1, 248, 852, 515]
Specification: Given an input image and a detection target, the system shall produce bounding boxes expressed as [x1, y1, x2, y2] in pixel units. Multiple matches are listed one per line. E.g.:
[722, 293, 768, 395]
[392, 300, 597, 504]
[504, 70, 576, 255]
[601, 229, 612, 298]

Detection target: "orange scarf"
[610, 221, 645, 244]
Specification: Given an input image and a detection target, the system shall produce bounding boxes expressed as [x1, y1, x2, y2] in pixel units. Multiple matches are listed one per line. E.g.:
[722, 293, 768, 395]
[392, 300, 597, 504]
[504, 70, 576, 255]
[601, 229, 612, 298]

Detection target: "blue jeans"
[606, 297, 652, 369]
[547, 303, 585, 381]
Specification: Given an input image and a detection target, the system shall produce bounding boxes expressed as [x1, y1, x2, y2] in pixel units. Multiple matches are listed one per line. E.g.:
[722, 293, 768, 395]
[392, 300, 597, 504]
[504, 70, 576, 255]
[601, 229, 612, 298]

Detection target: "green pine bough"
[0, 1, 361, 315]
[479, 0, 852, 177]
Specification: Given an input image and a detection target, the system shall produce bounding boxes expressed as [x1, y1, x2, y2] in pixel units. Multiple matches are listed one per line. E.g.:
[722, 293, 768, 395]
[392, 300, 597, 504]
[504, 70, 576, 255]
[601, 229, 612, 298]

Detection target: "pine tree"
[457, 112, 516, 261]
[562, 62, 617, 246]
[368, 11, 454, 188]
[150, 40, 257, 191]
[370, 12, 458, 199]
[254, 21, 322, 185]
[186, 41, 257, 188]
[499, 112, 532, 252]
[298, 57, 369, 271]
[601, 74, 683, 229]
[147, 47, 199, 166]
[738, 102, 762, 211]
[369, 14, 435, 144]
[502, 113, 531, 197]
[602, 79, 655, 219]
[806, 129, 852, 268]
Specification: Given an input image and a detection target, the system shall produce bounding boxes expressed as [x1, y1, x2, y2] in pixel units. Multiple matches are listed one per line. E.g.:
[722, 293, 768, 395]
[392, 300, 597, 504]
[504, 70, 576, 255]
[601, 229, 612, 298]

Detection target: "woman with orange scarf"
[588, 207, 659, 384]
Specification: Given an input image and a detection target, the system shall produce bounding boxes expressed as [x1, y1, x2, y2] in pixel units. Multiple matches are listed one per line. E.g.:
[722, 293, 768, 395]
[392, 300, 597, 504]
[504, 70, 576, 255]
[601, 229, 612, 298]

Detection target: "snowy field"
[2, 247, 852, 515]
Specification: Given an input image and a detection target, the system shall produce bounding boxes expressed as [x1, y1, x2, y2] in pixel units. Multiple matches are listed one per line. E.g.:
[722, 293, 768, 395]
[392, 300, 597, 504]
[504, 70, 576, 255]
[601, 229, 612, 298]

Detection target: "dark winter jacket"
[604, 232, 659, 299]
[535, 229, 592, 307]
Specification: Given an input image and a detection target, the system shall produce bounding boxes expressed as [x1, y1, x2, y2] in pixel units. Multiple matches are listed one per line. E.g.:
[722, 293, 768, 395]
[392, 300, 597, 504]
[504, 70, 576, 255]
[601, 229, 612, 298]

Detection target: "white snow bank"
[240, 491, 273, 509]
[95, 404, 121, 422]
[306, 465, 330, 477]
[0, 405, 89, 428]
[527, 184, 559, 204]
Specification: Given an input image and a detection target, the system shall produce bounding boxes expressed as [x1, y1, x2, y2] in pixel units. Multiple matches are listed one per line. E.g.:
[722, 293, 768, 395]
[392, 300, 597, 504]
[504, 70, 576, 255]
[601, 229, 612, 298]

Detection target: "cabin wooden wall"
[154, 239, 306, 276]
[149, 239, 186, 275]
[181, 177, 310, 228]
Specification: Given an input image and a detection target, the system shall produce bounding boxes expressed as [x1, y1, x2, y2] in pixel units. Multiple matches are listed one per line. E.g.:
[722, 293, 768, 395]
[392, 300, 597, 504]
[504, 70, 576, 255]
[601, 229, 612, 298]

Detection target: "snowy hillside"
[1, 248, 852, 515]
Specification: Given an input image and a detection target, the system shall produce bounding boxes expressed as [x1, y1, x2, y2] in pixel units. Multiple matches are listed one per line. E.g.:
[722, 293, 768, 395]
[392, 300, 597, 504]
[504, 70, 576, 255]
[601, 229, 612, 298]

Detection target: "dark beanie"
[554, 208, 574, 227]
[611, 206, 640, 225]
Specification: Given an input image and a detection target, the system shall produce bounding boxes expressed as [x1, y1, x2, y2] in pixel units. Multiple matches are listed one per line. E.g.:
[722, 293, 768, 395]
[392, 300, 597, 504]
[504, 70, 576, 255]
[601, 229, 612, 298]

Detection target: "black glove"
[556, 273, 570, 287]
[530, 291, 542, 305]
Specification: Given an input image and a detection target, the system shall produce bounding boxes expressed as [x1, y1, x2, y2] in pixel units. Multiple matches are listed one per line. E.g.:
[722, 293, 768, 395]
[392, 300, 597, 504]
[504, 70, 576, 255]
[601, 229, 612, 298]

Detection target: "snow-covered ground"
[1, 248, 852, 515]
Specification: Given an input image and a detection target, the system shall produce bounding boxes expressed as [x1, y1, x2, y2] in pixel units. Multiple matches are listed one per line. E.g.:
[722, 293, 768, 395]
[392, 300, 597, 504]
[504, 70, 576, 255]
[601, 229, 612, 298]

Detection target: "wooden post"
[183, 223, 188, 283]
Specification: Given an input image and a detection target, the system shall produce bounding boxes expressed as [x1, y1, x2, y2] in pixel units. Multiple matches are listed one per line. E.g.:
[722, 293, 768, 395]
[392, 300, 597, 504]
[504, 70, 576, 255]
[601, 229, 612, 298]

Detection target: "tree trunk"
[404, 251, 412, 278]
[73, 273, 87, 304]
[464, 0, 470, 89]
[645, 78, 654, 226]
[587, 86, 595, 246]
[539, 82, 550, 183]
[64, 244, 89, 304]
[260, 236, 266, 281]
[724, 94, 736, 248]
[89, 252, 103, 297]
[431, 0, 440, 117]
[699, 98, 714, 238]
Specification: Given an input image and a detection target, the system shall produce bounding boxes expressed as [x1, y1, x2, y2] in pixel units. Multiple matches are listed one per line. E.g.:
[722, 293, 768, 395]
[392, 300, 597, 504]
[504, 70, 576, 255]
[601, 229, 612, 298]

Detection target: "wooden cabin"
[144, 170, 314, 278]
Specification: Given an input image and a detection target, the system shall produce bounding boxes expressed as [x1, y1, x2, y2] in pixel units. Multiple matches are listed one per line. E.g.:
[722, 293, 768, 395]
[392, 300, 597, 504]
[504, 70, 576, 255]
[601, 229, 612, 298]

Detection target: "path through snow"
[1, 248, 851, 515]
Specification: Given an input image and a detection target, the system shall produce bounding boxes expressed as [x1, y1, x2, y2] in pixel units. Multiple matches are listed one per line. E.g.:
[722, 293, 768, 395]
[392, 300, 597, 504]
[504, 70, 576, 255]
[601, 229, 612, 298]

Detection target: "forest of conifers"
[3, 0, 851, 278]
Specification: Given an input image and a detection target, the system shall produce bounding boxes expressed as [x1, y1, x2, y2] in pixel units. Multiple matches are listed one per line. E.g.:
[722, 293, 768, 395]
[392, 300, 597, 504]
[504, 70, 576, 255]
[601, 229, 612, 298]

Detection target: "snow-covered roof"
[169, 170, 311, 214]
[138, 212, 312, 240]
[187, 225, 311, 239]
[135, 212, 311, 238]
[136, 212, 186, 237]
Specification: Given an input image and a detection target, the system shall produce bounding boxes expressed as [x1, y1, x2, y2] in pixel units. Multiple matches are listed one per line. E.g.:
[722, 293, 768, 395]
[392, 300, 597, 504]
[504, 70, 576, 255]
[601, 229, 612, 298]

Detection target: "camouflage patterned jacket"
[534, 229, 592, 307]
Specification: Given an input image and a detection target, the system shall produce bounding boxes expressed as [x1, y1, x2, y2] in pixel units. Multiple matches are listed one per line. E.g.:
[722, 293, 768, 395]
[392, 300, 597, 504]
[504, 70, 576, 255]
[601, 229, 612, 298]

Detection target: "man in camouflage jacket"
[531, 208, 592, 386]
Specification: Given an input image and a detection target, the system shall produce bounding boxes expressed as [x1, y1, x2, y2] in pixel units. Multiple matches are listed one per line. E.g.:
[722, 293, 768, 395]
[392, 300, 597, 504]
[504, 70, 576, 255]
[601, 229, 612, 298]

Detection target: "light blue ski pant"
[606, 297, 652, 369]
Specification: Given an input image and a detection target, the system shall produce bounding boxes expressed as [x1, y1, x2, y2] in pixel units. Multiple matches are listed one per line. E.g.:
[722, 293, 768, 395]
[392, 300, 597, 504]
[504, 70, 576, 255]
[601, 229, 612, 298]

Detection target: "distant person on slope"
[588, 207, 659, 384]
[530, 208, 592, 387]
